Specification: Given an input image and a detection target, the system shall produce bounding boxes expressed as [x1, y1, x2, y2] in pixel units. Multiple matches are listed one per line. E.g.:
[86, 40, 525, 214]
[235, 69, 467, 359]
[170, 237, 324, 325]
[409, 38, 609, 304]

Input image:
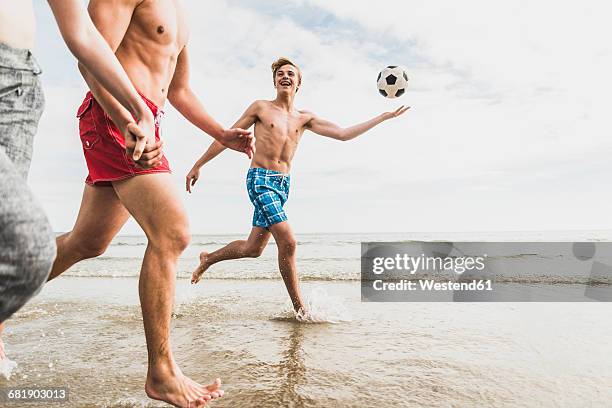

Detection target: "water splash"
[273, 288, 352, 324]
[0, 357, 18, 380]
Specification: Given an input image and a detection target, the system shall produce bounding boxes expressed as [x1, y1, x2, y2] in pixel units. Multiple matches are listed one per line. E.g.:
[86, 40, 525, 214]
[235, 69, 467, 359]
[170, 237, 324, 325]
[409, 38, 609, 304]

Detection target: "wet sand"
[2, 277, 612, 407]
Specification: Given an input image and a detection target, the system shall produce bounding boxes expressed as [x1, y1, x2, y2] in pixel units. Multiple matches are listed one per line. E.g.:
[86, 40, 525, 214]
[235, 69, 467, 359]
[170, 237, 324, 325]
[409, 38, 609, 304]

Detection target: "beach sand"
[2, 275, 612, 407]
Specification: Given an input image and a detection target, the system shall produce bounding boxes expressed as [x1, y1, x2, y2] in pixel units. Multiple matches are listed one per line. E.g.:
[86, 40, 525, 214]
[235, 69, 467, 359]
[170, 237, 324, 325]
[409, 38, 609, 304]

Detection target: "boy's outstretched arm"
[305, 105, 410, 141]
[168, 46, 255, 158]
[186, 101, 262, 193]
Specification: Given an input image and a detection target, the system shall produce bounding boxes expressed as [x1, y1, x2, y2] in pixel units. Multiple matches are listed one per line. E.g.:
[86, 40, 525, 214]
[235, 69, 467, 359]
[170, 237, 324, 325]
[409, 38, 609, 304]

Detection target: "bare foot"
[0, 336, 5, 361]
[0, 323, 5, 360]
[145, 364, 224, 408]
[295, 307, 310, 322]
[191, 252, 211, 284]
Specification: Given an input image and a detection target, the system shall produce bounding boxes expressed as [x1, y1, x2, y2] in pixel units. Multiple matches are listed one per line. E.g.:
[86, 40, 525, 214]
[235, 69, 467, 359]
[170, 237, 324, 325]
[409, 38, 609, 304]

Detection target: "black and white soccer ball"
[377, 66, 408, 99]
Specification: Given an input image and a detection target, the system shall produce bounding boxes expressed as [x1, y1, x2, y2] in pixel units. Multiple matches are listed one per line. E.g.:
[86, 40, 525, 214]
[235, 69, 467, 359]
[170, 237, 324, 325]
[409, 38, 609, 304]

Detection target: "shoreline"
[2, 276, 612, 407]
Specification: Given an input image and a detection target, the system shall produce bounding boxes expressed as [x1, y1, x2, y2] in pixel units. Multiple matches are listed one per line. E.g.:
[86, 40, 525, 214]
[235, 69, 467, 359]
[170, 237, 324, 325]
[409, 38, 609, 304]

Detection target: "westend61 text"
[372, 279, 493, 292]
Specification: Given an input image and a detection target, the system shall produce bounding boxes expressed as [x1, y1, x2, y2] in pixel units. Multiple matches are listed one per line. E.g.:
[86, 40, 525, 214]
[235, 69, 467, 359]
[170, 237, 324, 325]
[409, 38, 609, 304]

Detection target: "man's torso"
[251, 101, 313, 174]
[106, 0, 188, 106]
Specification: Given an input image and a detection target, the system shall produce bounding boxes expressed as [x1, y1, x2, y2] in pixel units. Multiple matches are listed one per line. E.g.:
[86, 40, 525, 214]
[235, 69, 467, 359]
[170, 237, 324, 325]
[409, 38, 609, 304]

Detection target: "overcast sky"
[29, 0, 612, 235]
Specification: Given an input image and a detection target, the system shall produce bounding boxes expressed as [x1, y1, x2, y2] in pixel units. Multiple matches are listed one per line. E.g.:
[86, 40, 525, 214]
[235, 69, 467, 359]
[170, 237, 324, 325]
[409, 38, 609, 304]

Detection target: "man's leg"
[268, 222, 305, 312]
[112, 173, 222, 407]
[191, 227, 271, 283]
[47, 185, 130, 281]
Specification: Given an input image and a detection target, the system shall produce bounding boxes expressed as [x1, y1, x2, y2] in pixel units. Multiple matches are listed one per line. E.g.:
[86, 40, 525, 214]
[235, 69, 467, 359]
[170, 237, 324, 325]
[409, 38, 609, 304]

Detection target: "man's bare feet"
[145, 364, 224, 408]
[191, 252, 211, 284]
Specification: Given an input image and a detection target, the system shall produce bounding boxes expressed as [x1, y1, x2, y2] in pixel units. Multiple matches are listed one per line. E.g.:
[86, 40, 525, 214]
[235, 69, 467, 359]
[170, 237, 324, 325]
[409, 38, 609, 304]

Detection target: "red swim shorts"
[76, 91, 171, 186]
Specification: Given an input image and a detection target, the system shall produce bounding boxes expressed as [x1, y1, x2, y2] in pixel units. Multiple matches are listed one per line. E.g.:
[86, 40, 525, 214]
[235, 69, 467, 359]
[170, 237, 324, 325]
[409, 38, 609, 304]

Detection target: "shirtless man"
[1, 0, 158, 375]
[187, 57, 408, 315]
[42, 1, 257, 406]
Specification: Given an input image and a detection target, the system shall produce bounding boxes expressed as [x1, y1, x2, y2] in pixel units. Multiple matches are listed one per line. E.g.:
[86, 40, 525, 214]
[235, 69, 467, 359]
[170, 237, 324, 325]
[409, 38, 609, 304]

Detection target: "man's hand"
[123, 112, 164, 169]
[134, 139, 164, 170]
[219, 128, 255, 159]
[382, 105, 410, 121]
[185, 167, 201, 193]
[123, 120, 150, 159]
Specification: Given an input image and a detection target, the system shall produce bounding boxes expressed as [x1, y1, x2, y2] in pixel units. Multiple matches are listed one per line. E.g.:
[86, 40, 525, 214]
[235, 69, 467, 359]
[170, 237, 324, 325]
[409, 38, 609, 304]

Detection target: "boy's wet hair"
[271, 57, 302, 91]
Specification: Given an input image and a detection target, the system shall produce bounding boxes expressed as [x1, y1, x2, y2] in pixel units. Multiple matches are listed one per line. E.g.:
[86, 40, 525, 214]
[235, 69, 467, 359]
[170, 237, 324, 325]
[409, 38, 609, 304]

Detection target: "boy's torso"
[250, 100, 314, 174]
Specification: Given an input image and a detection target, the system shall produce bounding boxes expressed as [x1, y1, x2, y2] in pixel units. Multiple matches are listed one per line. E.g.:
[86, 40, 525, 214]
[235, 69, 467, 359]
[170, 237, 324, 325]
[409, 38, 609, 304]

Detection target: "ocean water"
[62, 230, 612, 281]
[2, 232, 612, 407]
[64, 232, 370, 281]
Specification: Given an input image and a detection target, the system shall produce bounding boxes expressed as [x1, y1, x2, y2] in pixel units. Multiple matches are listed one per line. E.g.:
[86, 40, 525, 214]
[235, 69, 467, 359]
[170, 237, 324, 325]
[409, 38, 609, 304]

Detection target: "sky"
[28, 0, 612, 235]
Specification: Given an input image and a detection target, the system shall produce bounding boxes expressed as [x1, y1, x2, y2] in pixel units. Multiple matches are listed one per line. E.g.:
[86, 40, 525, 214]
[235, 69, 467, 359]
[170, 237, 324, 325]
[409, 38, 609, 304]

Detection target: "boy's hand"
[382, 105, 410, 121]
[186, 167, 200, 193]
[219, 128, 256, 159]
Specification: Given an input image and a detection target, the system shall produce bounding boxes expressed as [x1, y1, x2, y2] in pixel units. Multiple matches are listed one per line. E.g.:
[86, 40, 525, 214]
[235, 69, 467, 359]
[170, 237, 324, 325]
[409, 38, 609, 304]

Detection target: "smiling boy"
[187, 57, 408, 315]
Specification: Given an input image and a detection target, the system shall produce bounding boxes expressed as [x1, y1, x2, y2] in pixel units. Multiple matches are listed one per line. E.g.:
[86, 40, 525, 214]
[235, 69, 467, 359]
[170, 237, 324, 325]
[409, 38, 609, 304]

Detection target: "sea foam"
[273, 288, 352, 324]
[0, 357, 17, 380]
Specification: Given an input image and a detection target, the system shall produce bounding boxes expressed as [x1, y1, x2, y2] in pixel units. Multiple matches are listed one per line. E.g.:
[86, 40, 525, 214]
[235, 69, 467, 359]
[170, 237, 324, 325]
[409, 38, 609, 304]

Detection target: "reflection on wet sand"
[278, 323, 306, 406]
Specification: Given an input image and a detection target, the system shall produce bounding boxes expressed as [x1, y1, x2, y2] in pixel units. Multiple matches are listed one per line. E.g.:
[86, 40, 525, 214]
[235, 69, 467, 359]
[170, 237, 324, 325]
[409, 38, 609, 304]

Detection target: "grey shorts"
[0, 42, 56, 322]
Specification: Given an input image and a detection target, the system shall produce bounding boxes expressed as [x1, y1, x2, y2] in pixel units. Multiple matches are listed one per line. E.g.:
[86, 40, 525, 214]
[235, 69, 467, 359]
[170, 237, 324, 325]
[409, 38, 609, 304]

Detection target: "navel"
[270, 123, 274, 128]
[157, 25, 165, 34]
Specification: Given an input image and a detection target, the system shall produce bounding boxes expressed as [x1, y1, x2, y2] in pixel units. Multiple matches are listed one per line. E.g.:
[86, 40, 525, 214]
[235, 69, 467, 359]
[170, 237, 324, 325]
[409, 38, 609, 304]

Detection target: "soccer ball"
[377, 66, 408, 98]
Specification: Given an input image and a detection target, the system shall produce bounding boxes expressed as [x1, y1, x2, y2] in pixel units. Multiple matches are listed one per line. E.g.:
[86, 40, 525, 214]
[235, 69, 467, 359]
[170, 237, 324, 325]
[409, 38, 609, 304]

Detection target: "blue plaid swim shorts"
[246, 167, 291, 229]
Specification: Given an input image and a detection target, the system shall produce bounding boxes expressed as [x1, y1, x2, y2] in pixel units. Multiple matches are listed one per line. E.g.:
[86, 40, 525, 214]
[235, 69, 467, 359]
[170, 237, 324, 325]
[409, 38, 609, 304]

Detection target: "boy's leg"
[47, 184, 130, 281]
[268, 221, 304, 312]
[192, 227, 270, 283]
[111, 173, 222, 407]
